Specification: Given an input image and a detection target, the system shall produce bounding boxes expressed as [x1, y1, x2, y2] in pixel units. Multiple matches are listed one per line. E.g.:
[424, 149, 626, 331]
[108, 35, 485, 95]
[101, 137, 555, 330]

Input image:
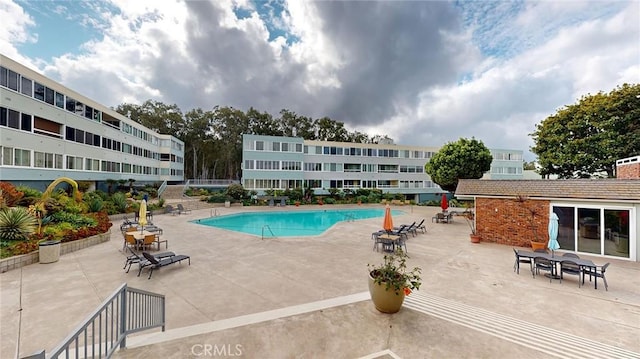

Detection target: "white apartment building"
[242, 134, 523, 202]
[0, 55, 184, 190]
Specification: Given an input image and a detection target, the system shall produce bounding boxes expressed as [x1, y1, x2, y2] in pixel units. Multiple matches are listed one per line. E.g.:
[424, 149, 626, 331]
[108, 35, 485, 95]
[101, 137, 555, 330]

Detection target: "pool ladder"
[210, 209, 220, 217]
[344, 213, 356, 222]
[262, 225, 276, 240]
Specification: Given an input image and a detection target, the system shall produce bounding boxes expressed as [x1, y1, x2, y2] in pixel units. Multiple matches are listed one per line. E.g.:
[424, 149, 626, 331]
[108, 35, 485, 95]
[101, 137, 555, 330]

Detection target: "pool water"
[193, 208, 404, 237]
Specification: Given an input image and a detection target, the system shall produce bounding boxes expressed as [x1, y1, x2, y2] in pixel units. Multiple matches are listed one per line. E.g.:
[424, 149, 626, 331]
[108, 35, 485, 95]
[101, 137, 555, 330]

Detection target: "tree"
[531, 83, 640, 178]
[424, 138, 492, 192]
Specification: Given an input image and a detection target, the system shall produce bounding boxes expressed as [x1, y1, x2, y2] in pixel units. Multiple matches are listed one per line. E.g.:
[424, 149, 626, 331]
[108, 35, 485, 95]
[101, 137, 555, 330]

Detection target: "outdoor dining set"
[371, 205, 427, 253]
[514, 249, 610, 290]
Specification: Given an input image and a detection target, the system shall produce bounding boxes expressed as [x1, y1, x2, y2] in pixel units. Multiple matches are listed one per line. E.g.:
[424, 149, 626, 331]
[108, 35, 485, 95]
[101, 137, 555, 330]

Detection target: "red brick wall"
[476, 197, 550, 247]
[617, 162, 640, 179]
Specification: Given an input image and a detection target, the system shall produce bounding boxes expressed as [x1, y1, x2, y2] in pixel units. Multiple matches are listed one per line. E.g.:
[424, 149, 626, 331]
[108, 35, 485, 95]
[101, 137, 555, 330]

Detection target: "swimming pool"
[193, 208, 404, 237]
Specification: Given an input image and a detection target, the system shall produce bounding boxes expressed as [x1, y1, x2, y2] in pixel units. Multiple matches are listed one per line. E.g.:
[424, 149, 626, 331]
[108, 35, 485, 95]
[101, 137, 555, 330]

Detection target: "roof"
[455, 179, 640, 201]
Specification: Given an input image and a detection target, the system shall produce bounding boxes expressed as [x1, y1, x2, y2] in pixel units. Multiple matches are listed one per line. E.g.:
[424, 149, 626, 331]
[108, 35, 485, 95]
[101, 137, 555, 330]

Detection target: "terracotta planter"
[470, 234, 481, 243]
[368, 273, 405, 313]
[530, 241, 547, 251]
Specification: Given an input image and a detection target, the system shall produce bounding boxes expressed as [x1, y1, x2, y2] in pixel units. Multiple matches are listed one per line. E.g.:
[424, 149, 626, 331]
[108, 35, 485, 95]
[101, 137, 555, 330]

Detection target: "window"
[44, 87, 54, 105]
[20, 77, 32, 96]
[0, 67, 6, 87]
[272, 142, 280, 151]
[304, 162, 322, 171]
[7, 109, 19, 129]
[296, 143, 302, 152]
[85, 158, 100, 171]
[244, 160, 254, 170]
[55, 92, 65, 108]
[14, 148, 30, 166]
[255, 141, 264, 151]
[6, 69, 19, 91]
[66, 156, 83, 170]
[0, 107, 5, 126]
[282, 143, 289, 152]
[1, 146, 12, 165]
[66, 97, 76, 112]
[21, 113, 31, 131]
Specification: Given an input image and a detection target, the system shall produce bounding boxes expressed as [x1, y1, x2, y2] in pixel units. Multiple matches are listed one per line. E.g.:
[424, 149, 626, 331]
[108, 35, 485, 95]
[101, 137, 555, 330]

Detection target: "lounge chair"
[177, 203, 192, 214]
[165, 205, 179, 215]
[393, 222, 416, 237]
[123, 247, 175, 273]
[141, 251, 191, 279]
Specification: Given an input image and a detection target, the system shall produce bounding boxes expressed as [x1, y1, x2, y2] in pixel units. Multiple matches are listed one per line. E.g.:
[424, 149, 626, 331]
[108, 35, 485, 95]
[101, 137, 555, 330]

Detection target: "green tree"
[424, 137, 492, 192]
[531, 83, 640, 178]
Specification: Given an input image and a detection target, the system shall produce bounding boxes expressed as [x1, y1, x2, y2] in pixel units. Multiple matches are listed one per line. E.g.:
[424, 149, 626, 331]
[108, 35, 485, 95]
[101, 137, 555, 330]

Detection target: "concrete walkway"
[1, 205, 639, 358]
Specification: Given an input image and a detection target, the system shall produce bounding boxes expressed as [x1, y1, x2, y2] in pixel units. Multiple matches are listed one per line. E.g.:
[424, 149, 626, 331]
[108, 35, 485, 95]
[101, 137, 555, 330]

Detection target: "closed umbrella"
[383, 204, 393, 233]
[138, 199, 148, 233]
[548, 212, 560, 257]
[440, 194, 449, 212]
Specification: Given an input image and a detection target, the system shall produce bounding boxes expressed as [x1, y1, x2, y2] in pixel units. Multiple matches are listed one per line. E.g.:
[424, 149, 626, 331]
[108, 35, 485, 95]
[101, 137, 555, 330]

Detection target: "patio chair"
[582, 263, 610, 291]
[154, 234, 168, 250]
[559, 260, 582, 287]
[123, 233, 138, 251]
[141, 251, 191, 279]
[562, 252, 580, 259]
[123, 247, 175, 273]
[534, 256, 554, 282]
[394, 222, 416, 237]
[177, 203, 192, 214]
[165, 205, 179, 215]
[141, 234, 157, 251]
[513, 248, 533, 276]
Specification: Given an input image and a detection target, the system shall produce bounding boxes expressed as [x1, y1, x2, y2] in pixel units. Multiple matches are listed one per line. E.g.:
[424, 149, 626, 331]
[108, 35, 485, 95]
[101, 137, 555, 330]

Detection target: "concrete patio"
[1, 205, 639, 358]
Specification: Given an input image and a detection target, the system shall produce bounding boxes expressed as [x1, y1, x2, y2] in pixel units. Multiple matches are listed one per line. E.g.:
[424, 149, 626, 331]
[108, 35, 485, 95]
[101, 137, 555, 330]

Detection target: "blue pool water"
[193, 208, 404, 237]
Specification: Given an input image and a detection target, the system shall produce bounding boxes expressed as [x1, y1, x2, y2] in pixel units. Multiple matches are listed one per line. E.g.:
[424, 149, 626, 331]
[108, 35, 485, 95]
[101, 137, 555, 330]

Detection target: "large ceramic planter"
[470, 234, 481, 243]
[39, 240, 61, 264]
[368, 273, 405, 313]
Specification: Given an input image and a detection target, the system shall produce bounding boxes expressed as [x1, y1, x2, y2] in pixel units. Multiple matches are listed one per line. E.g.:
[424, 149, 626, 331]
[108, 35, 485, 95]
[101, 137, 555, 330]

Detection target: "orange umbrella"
[440, 194, 449, 212]
[383, 204, 393, 232]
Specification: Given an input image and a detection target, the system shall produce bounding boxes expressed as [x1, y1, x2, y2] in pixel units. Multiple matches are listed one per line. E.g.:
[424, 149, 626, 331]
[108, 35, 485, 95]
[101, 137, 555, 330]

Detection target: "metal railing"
[186, 179, 239, 186]
[262, 225, 276, 240]
[157, 180, 168, 198]
[45, 283, 165, 359]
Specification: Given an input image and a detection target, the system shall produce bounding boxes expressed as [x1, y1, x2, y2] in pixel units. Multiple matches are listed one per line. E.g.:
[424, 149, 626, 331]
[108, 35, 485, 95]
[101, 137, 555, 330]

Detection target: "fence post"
[119, 285, 127, 349]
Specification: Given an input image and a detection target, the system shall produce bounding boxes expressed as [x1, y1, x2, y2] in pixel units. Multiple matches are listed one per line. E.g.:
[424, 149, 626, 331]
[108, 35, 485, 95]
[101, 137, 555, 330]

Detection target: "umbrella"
[548, 212, 560, 256]
[383, 204, 394, 233]
[138, 199, 148, 233]
[440, 194, 449, 212]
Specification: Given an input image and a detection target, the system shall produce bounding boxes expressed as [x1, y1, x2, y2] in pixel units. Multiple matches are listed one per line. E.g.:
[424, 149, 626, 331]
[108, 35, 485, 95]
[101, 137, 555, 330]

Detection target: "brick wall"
[616, 159, 640, 179]
[476, 197, 550, 247]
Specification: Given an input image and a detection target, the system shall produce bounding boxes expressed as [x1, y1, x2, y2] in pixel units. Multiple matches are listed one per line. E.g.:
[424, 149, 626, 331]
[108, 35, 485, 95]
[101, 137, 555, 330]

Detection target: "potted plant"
[463, 210, 481, 243]
[367, 248, 422, 313]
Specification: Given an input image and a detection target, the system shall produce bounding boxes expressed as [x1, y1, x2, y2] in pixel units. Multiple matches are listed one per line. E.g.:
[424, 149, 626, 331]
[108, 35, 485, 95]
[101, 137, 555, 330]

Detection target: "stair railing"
[43, 283, 165, 359]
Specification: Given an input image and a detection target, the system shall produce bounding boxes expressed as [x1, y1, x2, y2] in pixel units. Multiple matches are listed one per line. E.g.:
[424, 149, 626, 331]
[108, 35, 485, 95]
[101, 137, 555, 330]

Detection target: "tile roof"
[455, 179, 640, 201]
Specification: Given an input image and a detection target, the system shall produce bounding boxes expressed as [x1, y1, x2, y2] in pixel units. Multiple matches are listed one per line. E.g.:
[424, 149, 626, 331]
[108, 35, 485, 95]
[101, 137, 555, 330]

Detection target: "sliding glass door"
[552, 205, 632, 259]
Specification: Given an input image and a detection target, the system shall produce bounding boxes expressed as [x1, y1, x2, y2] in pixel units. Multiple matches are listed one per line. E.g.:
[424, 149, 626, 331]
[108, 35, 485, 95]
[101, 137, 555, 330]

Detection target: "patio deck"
[1, 205, 639, 358]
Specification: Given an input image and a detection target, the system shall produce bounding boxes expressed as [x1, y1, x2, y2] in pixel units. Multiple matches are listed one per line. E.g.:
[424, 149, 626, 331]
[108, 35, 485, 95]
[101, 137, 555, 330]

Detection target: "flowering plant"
[368, 248, 421, 296]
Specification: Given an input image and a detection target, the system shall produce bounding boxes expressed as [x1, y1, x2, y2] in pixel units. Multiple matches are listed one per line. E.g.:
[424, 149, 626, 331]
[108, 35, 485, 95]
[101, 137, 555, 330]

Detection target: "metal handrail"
[262, 225, 276, 240]
[157, 180, 168, 198]
[46, 283, 165, 359]
[344, 213, 356, 222]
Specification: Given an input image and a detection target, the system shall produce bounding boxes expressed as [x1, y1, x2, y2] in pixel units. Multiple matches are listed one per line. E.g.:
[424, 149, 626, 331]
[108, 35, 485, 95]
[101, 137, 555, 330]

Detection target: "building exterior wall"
[616, 156, 640, 179]
[242, 134, 523, 200]
[476, 197, 550, 247]
[0, 55, 184, 187]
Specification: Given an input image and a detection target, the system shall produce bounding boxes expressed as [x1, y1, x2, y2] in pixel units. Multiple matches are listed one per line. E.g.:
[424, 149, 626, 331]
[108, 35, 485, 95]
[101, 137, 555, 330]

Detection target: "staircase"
[160, 185, 185, 200]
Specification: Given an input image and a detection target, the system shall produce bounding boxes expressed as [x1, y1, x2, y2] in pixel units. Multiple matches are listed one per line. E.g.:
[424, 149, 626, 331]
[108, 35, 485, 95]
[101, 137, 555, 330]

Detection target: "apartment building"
[0, 55, 184, 190]
[242, 134, 523, 202]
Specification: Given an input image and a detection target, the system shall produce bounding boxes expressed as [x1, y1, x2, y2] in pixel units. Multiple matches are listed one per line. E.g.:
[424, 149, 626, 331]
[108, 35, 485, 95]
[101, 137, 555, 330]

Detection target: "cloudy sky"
[1, 0, 638, 160]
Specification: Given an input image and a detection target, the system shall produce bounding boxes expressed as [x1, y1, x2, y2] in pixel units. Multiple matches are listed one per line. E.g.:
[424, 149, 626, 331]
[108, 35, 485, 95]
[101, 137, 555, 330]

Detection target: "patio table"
[516, 250, 597, 286]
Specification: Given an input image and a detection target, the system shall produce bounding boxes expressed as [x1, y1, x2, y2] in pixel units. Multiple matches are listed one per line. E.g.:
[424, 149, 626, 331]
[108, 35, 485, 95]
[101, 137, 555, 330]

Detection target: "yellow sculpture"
[30, 177, 83, 234]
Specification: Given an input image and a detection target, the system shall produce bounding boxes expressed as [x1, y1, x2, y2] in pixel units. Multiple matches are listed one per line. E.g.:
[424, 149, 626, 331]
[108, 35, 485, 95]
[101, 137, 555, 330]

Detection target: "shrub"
[0, 182, 24, 207]
[207, 193, 228, 203]
[0, 207, 38, 240]
[323, 197, 336, 204]
[110, 192, 128, 213]
[226, 184, 247, 200]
